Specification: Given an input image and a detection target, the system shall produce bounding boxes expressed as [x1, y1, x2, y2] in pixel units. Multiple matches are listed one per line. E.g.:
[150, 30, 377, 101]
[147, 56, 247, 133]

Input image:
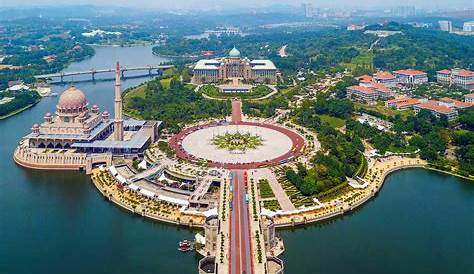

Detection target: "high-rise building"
[439, 20, 453, 32]
[393, 6, 416, 17]
[302, 3, 314, 18]
[463, 21, 474, 32]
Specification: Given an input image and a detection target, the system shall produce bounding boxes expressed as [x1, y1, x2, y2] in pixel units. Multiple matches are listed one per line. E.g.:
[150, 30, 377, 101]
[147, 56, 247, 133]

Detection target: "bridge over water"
[35, 64, 175, 82]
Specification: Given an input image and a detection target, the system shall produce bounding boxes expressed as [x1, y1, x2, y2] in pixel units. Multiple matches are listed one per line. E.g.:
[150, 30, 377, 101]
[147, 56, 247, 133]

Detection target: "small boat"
[178, 246, 193, 252]
[179, 240, 191, 248]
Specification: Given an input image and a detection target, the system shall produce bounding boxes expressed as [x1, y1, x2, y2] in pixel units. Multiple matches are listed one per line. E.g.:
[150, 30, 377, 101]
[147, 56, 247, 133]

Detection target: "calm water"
[280, 169, 474, 274]
[0, 45, 473, 274]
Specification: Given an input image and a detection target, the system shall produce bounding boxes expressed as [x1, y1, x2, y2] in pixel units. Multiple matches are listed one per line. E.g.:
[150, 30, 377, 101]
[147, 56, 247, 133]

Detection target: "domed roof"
[229, 47, 240, 58]
[57, 86, 87, 110]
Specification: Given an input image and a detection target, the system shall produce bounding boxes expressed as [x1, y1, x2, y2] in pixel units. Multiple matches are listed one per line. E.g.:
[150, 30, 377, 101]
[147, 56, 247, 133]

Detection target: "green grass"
[262, 200, 281, 211]
[318, 114, 346, 128]
[258, 179, 275, 199]
[355, 102, 414, 120]
[124, 85, 146, 99]
[353, 154, 368, 178]
[160, 78, 172, 89]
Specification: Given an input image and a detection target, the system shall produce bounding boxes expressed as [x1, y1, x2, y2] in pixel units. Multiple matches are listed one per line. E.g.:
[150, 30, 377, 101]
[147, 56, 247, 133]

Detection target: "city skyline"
[0, 0, 472, 10]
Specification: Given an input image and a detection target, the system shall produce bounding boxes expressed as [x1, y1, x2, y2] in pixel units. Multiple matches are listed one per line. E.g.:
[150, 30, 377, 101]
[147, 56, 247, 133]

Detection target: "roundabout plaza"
[170, 120, 304, 169]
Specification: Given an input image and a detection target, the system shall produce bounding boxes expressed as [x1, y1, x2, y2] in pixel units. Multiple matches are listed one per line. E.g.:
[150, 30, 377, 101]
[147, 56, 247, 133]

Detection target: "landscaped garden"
[212, 132, 263, 151]
[199, 84, 273, 100]
[258, 179, 275, 199]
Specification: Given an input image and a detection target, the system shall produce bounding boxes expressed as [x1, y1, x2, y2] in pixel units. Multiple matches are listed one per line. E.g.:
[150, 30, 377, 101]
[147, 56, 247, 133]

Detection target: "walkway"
[252, 168, 295, 211]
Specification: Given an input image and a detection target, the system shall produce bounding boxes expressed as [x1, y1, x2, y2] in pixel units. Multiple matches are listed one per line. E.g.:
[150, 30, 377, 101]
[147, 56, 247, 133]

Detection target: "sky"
[0, 0, 472, 10]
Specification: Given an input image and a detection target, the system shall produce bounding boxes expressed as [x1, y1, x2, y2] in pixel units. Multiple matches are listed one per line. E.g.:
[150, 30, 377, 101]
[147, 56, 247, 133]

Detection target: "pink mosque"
[14, 62, 159, 174]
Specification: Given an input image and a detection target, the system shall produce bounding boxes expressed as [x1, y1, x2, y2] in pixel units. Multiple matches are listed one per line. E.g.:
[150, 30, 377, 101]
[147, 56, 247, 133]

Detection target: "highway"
[229, 170, 253, 274]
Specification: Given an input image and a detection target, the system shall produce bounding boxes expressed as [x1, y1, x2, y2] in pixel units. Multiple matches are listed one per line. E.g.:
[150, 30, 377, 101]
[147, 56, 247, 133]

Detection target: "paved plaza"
[181, 124, 293, 164]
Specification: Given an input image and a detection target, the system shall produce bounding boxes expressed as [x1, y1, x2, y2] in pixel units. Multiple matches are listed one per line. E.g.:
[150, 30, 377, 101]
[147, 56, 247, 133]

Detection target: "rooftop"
[386, 97, 420, 108]
[357, 75, 373, 83]
[440, 97, 473, 109]
[374, 71, 396, 80]
[194, 59, 220, 70]
[348, 85, 378, 95]
[437, 69, 451, 74]
[465, 93, 474, 99]
[250, 59, 277, 70]
[416, 100, 456, 114]
[394, 69, 427, 76]
[453, 69, 474, 77]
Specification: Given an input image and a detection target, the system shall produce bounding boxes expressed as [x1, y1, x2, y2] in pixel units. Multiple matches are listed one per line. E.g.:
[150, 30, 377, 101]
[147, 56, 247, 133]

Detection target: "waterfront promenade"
[90, 169, 206, 227]
[264, 156, 427, 228]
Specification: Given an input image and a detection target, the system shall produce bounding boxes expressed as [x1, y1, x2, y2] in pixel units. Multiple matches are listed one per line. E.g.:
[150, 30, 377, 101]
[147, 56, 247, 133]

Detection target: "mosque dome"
[57, 86, 88, 112]
[229, 47, 241, 58]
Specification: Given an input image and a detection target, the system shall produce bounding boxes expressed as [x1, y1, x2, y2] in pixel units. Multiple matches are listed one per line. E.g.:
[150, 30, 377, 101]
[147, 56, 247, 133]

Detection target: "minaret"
[113, 62, 124, 141]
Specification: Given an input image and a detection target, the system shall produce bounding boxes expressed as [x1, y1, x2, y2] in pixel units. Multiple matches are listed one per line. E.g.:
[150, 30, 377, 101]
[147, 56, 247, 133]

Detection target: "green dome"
[229, 47, 241, 58]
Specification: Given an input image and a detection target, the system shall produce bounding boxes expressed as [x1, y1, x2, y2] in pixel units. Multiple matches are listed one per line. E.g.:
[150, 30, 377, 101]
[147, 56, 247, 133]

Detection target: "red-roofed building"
[373, 71, 397, 87]
[439, 97, 473, 109]
[370, 82, 395, 99]
[357, 75, 373, 84]
[386, 97, 421, 110]
[465, 93, 474, 104]
[393, 69, 428, 85]
[437, 68, 474, 90]
[414, 100, 458, 121]
[347, 82, 394, 103]
[347, 85, 379, 103]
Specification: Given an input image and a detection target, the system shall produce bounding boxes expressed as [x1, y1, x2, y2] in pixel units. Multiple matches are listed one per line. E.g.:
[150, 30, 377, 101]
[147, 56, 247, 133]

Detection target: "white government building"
[192, 47, 277, 84]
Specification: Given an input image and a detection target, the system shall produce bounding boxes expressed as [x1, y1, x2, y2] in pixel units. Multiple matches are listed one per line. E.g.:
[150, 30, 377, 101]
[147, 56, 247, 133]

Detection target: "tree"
[459, 108, 474, 131]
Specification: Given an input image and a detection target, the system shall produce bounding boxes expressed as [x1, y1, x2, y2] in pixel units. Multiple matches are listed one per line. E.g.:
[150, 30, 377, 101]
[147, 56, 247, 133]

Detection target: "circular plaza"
[169, 121, 305, 169]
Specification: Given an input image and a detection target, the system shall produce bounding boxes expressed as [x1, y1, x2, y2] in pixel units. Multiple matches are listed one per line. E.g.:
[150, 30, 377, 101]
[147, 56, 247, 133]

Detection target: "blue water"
[280, 169, 474, 274]
[0, 45, 473, 274]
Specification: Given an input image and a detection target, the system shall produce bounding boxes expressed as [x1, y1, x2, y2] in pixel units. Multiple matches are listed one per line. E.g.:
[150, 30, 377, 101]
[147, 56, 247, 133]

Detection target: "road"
[229, 170, 253, 274]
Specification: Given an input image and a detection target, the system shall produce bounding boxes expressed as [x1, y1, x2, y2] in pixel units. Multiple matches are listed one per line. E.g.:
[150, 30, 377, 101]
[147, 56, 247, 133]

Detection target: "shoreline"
[271, 159, 426, 228]
[273, 163, 472, 229]
[89, 156, 471, 231]
[425, 166, 474, 182]
[0, 102, 37, 120]
[90, 169, 205, 228]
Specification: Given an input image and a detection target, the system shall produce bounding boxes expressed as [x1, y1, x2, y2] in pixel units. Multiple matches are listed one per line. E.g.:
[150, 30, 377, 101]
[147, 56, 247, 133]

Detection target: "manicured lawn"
[123, 77, 173, 99]
[317, 114, 345, 128]
[124, 85, 146, 99]
[262, 200, 281, 211]
[259, 179, 275, 199]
